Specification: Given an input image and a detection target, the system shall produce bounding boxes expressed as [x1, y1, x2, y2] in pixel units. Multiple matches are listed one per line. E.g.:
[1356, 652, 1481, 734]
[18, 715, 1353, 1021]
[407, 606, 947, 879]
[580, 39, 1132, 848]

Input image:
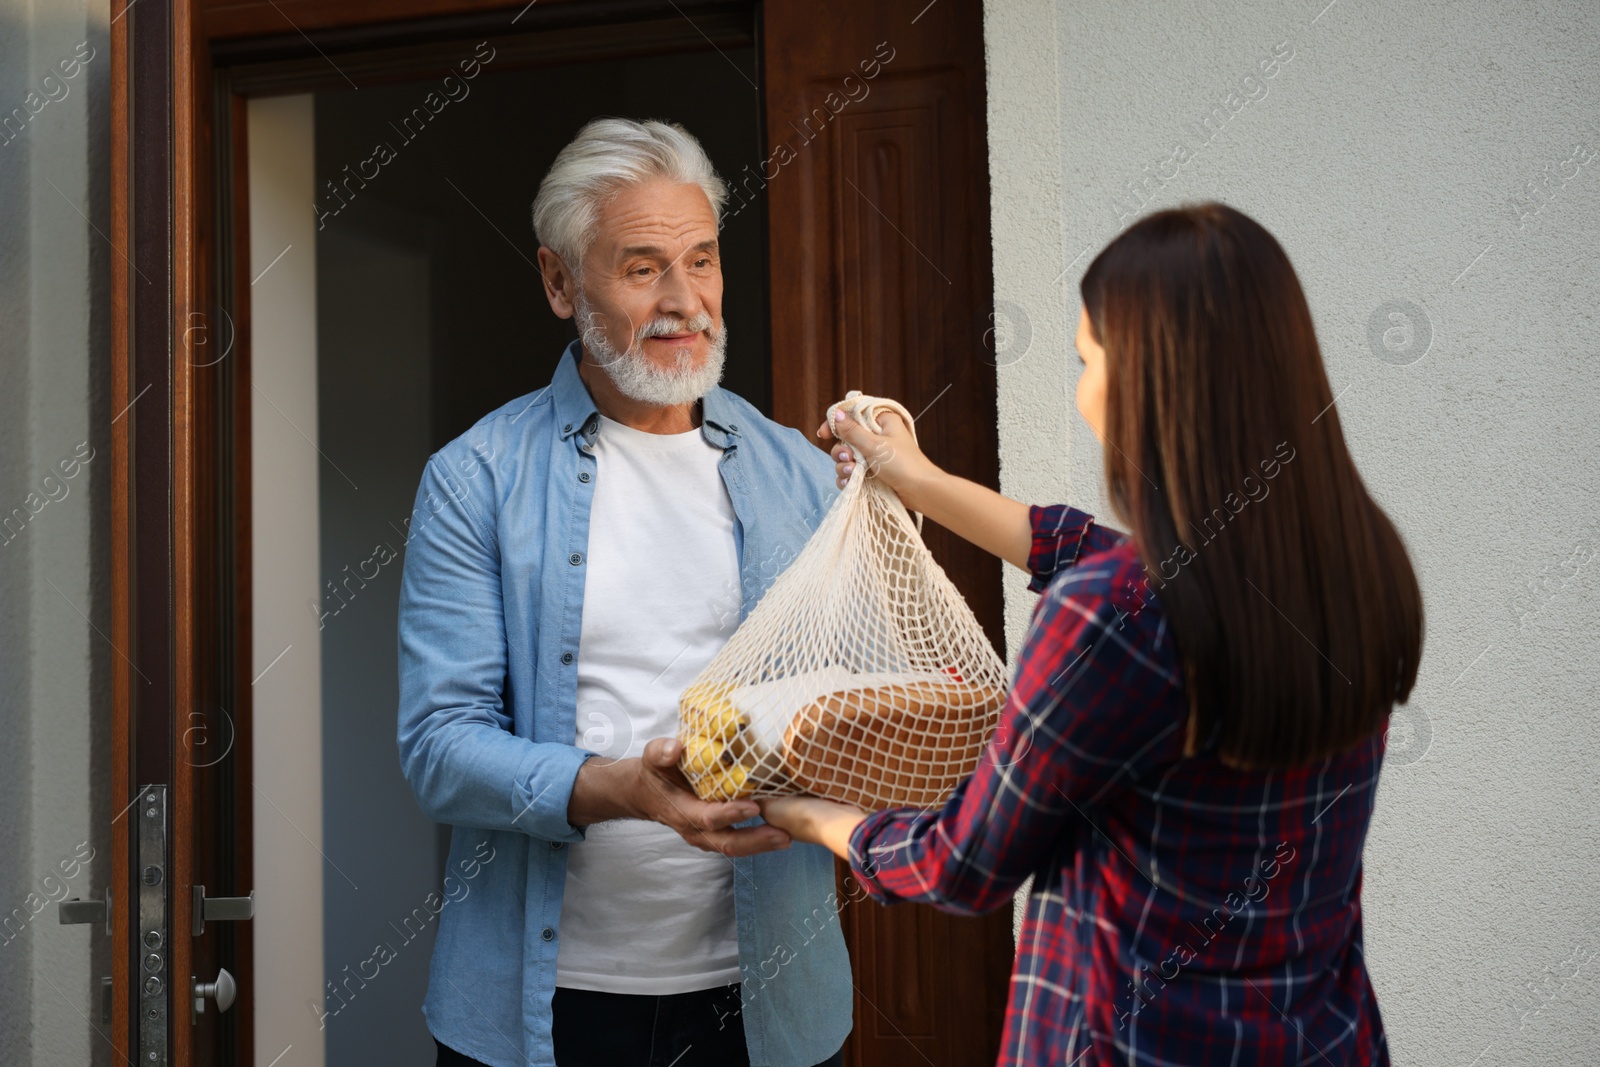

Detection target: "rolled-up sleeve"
[397, 455, 593, 842]
[1026, 504, 1126, 592]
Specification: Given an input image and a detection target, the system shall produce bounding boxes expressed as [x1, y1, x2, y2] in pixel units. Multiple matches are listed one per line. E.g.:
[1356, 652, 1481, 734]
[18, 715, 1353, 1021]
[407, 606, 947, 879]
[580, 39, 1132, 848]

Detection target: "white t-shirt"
[555, 414, 744, 995]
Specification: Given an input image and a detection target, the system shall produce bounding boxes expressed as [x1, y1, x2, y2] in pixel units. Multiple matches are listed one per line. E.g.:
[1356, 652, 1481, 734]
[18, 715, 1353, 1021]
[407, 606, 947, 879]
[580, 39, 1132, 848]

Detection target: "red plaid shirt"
[848, 505, 1388, 1066]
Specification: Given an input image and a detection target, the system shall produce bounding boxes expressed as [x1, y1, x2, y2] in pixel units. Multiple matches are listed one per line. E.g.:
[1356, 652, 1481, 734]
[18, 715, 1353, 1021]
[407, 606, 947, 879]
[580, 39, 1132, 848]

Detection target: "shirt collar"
[550, 340, 744, 449]
[551, 341, 600, 441]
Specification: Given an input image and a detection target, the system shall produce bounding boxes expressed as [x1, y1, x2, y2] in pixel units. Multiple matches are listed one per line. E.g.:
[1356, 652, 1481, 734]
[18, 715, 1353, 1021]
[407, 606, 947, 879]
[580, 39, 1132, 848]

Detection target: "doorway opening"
[249, 40, 766, 1067]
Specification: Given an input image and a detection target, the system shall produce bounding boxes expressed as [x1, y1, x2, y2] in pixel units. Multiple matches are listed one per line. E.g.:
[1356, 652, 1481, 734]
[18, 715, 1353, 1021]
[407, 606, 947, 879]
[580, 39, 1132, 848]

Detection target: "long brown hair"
[1080, 203, 1423, 769]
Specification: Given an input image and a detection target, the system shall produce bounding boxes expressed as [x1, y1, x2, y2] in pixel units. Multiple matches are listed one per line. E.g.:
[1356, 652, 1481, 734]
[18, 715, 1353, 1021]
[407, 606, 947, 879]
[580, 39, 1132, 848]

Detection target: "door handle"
[58, 890, 113, 935]
[191, 885, 254, 936]
[191, 967, 237, 1024]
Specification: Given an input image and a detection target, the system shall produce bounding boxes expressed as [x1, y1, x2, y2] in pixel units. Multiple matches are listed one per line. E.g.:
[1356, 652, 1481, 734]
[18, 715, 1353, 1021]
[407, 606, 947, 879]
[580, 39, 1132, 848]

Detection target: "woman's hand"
[816, 407, 941, 510]
[819, 400, 1036, 571]
[758, 795, 867, 861]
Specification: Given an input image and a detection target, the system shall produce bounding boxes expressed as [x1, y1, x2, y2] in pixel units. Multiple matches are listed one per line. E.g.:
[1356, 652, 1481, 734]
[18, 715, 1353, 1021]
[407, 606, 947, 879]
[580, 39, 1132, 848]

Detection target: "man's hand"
[567, 737, 792, 857]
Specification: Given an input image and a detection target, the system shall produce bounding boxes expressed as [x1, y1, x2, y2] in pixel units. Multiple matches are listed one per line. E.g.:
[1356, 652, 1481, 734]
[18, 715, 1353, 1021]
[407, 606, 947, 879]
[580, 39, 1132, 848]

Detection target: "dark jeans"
[435, 982, 845, 1067]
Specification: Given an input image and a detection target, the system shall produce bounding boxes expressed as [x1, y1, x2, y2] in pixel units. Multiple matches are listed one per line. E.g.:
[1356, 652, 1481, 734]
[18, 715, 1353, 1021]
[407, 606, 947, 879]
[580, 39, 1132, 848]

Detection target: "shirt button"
[578, 471, 591, 483]
[550, 840, 564, 850]
[728, 424, 739, 432]
[569, 552, 583, 566]
[563, 423, 572, 433]
[560, 652, 574, 665]
[541, 927, 555, 941]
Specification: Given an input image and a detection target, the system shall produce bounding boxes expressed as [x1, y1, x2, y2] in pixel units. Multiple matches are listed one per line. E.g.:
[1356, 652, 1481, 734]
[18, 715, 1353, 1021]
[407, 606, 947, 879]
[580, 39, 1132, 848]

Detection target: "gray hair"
[531, 118, 729, 274]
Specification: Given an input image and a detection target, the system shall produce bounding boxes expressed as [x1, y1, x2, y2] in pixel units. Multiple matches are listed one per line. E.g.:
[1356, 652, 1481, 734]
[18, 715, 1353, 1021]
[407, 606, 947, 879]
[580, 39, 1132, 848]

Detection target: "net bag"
[676, 392, 1010, 811]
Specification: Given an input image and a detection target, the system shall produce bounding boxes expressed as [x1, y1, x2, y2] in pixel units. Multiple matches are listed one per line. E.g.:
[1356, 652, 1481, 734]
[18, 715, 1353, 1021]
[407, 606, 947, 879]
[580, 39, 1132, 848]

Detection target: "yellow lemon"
[681, 684, 740, 735]
[706, 764, 752, 801]
[703, 702, 746, 742]
[682, 734, 722, 775]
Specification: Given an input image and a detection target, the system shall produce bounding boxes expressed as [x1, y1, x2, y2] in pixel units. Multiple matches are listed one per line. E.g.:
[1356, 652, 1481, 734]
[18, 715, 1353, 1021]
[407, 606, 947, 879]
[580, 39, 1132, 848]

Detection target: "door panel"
[763, 2, 1013, 1064]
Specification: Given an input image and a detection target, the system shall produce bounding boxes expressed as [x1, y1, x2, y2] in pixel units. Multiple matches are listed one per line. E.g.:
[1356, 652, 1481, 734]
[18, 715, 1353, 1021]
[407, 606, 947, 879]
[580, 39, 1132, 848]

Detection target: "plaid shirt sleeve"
[1025, 504, 1128, 592]
[847, 505, 1186, 913]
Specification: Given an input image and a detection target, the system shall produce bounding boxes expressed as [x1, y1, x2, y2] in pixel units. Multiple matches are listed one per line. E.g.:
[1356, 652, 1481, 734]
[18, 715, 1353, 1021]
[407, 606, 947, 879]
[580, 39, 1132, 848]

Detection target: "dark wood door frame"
[112, 1, 1007, 1063]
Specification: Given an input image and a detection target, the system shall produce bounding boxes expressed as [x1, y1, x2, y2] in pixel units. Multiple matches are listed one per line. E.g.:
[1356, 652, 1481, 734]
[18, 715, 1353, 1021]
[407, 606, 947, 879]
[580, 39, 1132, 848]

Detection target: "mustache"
[635, 312, 717, 342]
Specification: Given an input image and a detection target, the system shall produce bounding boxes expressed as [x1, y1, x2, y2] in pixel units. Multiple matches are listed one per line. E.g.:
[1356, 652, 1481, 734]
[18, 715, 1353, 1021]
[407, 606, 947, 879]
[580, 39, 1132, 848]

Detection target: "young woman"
[760, 203, 1423, 1066]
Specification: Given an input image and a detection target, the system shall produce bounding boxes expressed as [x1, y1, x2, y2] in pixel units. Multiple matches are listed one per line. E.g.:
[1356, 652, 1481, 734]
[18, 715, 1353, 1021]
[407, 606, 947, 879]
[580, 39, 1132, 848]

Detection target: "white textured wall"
[984, 1, 1600, 1064]
[0, 1, 112, 1064]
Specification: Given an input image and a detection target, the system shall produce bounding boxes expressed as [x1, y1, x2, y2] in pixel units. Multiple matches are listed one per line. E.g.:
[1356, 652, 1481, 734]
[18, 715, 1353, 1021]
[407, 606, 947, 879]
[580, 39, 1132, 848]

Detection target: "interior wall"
[248, 91, 327, 1067]
[983, 1, 1600, 1064]
[0, 1, 112, 1064]
[315, 202, 442, 1067]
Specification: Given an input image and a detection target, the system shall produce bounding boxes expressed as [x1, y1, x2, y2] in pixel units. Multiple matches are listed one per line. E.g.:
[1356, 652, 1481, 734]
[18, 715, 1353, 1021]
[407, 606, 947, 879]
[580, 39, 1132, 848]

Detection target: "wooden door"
[763, 2, 1014, 1064]
[110, 1, 1011, 1062]
[110, 0, 254, 1063]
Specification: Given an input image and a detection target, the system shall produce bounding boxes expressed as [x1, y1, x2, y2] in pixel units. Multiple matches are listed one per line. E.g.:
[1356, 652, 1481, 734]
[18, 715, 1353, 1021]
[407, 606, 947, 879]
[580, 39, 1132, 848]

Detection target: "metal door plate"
[137, 785, 168, 1065]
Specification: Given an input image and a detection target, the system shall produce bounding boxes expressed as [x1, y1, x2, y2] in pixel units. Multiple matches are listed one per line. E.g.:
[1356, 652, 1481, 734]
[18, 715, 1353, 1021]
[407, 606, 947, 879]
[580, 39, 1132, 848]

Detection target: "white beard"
[575, 293, 728, 406]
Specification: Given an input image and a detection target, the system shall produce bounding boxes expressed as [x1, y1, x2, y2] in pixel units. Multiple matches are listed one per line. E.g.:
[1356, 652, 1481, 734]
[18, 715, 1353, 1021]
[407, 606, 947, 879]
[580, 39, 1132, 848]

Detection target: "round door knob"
[193, 967, 236, 1014]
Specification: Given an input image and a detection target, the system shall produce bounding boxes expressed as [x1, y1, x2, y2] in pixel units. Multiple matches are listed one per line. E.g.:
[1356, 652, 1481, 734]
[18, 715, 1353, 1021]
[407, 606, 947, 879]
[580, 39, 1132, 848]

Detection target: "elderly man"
[397, 119, 851, 1067]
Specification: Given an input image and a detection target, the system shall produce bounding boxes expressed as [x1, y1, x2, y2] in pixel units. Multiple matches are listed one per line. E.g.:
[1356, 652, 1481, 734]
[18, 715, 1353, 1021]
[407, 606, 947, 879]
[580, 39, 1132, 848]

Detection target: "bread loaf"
[781, 681, 1007, 810]
[680, 672, 1006, 807]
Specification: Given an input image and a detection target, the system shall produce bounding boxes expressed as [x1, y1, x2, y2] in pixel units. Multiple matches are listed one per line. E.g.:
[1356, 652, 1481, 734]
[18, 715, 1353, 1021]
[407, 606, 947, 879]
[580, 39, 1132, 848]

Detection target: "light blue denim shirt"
[397, 342, 853, 1067]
